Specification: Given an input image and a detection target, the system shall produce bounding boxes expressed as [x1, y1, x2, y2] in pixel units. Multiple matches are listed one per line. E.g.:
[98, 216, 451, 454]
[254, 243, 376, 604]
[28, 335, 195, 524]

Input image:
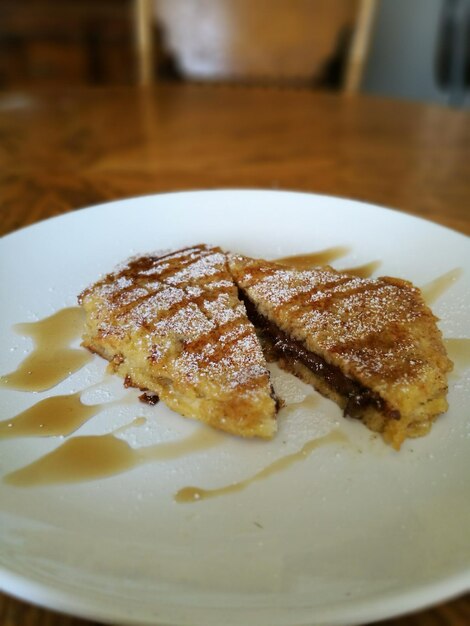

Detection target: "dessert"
[79, 245, 277, 438]
[229, 254, 453, 449]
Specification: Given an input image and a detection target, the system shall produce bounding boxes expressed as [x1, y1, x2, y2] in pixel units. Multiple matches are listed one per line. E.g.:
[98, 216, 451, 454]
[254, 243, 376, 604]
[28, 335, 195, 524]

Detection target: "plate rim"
[0, 188, 469, 626]
[1, 187, 469, 245]
[0, 557, 469, 626]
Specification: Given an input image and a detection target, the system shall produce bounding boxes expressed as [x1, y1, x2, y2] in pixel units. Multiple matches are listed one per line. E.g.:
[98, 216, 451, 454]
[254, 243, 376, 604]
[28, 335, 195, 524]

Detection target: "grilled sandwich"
[79, 245, 277, 438]
[229, 254, 453, 449]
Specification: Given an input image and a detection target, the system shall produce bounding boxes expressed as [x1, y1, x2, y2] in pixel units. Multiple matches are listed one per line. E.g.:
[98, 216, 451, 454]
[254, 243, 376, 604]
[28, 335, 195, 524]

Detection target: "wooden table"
[0, 84, 469, 625]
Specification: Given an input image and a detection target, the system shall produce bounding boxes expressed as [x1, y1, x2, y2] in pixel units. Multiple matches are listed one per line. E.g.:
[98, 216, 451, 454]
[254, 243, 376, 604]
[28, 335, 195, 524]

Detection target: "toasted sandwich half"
[79, 245, 277, 438]
[229, 254, 453, 449]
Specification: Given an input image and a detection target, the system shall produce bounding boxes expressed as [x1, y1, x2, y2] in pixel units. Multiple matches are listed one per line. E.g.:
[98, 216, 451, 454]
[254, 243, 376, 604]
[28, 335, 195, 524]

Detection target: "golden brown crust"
[229, 254, 453, 449]
[79, 245, 277, 438]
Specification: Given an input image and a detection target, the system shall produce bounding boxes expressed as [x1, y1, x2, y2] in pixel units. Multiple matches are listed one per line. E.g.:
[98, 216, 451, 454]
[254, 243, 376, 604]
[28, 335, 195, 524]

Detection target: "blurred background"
[0, 0, 469, 107]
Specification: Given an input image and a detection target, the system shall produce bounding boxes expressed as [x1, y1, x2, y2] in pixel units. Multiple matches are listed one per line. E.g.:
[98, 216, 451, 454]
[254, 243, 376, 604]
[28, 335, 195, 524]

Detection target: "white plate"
[0, 190, 469, 626]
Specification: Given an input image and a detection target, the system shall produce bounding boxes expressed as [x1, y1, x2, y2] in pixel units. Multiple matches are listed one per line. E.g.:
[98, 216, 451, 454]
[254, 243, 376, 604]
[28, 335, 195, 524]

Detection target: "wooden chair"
[133, 0, 377, 92]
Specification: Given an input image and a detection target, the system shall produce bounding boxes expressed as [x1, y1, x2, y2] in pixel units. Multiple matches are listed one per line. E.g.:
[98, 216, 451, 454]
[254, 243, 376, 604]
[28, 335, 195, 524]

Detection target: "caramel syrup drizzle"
[275, 246, 350, 269]
[0, 391, 136, 440]
[0, 307, 92, 392]
[421, 268, 463, 305]
[4, 423, 222, 487]
[1, 258, 467, 493]
[340, 260, 382, 279]
[444, 338, 470, 369]
[175, 430, 347, 503]
[0, 392, 99, 439]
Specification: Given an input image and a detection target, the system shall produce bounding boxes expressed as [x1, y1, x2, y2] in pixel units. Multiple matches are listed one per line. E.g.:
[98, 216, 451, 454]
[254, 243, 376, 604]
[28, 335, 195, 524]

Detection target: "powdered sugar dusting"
[80, 244, 272, 398]
[177, 331, 268, 389]
[202, 293, 245, 326]
[155, 304, 214, 341]
[230, 255, 452, 409]
[165, 252, 227, 286]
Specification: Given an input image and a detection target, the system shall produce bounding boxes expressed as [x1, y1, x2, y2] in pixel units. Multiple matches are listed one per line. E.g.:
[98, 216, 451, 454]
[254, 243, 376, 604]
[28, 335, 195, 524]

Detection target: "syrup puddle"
[444, 338, 470, 369]
[175, 430, 347, 503]
[341, 260, 382, 279]
[0, 390, 134, 439]
[421, 268, 463, 305]
[3, 424, 222, 487]
[276, 246, 351, 269]
[0, 392, 100, 439]
[0, 308, 92, 392]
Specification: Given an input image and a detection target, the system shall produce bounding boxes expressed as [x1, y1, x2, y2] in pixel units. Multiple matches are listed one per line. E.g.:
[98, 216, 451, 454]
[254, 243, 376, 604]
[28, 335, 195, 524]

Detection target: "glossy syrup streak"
[175, 429, 347, 503]
[421, 268, 463, 305]
[275, 249, 382, 278]
[0, 307, 92, 391]
[0, 392, 100, 438]
[0, 392, 137, 440]
[0, 255, 467, 494]
[4, 423, 222, 487]
[275, 246, 351, 268]
[340, 260, 382, 279]
[444, 338, 470, 369]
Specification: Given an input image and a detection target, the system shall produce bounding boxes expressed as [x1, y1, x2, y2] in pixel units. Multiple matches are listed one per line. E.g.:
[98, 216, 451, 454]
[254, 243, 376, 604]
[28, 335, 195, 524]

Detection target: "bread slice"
[79, 245, 277, 438]
[229, 254, 453, 449]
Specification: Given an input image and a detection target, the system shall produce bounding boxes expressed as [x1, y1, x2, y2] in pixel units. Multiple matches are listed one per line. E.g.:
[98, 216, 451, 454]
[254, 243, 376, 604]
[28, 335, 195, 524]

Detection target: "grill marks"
[183, 317, 252, 358]
[246, 267, 425, 370]
[229, 253, 453, 449]
[80, 245, 272, 390]
[241, 292, 399, 421]
[265, 274, 390, 321]
[252, 265, 407, 359]
[87, 248, 237, 340]
[79, 247, 452, 447]
[237, 265, 403, 412]
[79, 244, 278, 438]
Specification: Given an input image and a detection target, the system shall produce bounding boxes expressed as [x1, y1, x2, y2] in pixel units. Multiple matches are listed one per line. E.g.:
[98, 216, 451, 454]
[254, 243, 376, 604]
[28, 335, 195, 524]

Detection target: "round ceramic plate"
[0, 190, 469, 626]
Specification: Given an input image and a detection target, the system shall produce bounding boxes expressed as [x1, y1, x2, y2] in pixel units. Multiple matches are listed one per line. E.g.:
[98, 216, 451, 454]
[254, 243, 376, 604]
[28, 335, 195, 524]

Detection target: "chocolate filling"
[241, 293, 399, 421]
[139, 392, 160, 406]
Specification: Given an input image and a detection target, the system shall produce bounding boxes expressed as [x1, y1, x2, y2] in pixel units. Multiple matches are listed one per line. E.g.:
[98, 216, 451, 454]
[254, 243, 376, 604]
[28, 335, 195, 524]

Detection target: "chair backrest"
[133, 0, 376, 90]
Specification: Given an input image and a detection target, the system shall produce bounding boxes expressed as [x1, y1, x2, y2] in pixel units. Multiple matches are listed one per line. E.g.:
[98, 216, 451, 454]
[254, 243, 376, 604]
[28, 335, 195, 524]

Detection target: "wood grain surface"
[1, 85, 470, 238]
[0, 84, 469, 625]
